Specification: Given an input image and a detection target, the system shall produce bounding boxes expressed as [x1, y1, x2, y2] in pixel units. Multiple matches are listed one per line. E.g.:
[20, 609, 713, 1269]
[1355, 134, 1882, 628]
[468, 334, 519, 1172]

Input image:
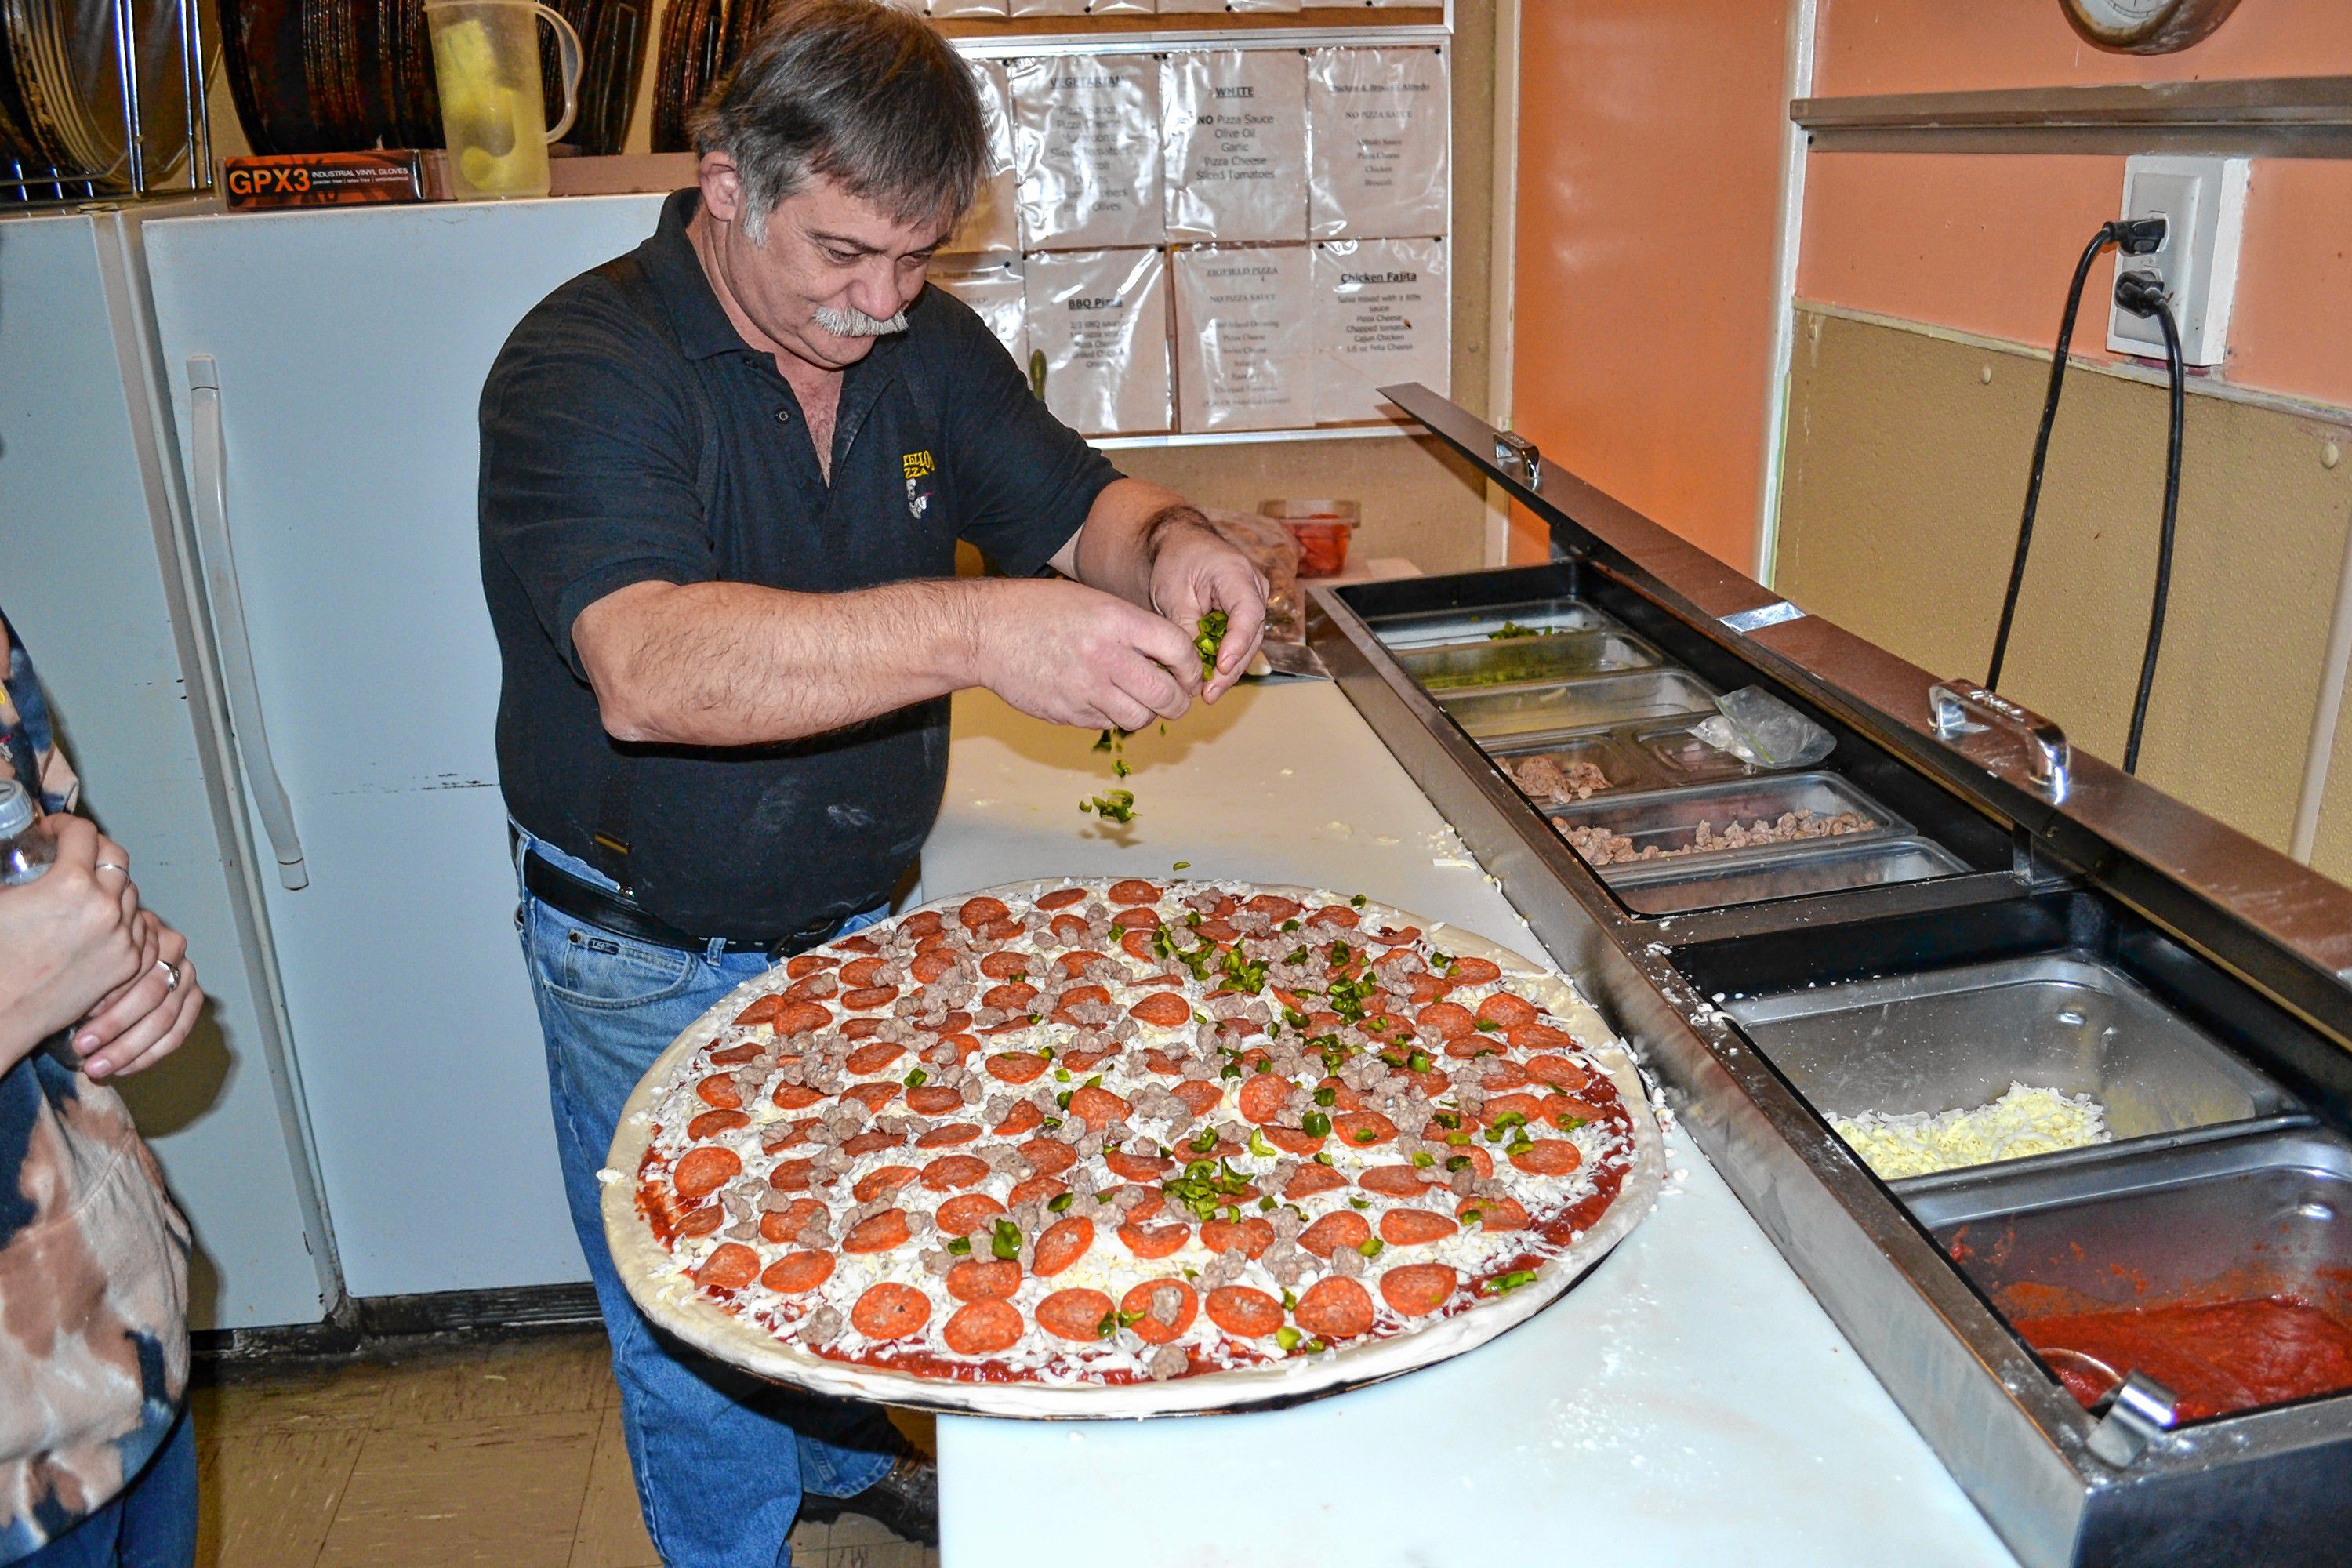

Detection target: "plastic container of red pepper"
[1258, 499, 1361, 578]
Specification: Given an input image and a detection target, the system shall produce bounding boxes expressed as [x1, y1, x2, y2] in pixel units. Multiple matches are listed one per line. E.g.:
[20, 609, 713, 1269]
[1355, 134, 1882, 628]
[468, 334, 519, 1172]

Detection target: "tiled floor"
[191, 1332, 937, 1568]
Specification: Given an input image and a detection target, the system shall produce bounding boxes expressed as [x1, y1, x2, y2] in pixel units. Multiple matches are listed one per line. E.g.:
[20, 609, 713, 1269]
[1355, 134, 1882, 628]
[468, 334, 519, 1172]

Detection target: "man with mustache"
[477, 2, 1265, 1563]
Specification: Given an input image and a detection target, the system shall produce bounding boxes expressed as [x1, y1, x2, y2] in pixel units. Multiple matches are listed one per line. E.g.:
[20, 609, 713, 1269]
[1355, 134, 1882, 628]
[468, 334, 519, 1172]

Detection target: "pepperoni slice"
[958, 895, 1011, 930]
[1199, 1217, 1275, 1259]
[1332, 1111, 1398, 1149]
[1103, 1185, 1164, 1222]
[1049, 984, 1112, 1023]
[1380, 1209, 1460, 1246]
[1474, 993, 1538, 1030]
[982, 982, 1038, 1014]
[673, 1146, 741, 1203]
[1457, 1195, 1531, 1230]
[839, 956, 886, 989]
[1380, 1262, 1461, 1317]
[733, 996, 785, 1027]
[1171, 1080, 1223, 1118]
[687, 1109, 750, 1142]
[1032, 1215, 1094, 1276]
[1021, 1138, 1078, 1178]
[695, 1243, 762, 1292]
[1236, 1074, 1292, 1126]
[1046, 913, 1091, 945]
[920, 1154, 989, 1192]
[938, 1032, 982, 1063]
[842, 1209, 911, 1254]
[1359, 1163, 1434, 1198]
[1284, 1164, 1348, 1200]
[1104, 1150, 1173, 1181]
[1473, 1059, 1534, 1092]
[844, 1041, 905, 1076]
[851, 1282, 931, 1340]
[1438, 1142, 1494, 1179]
[762, 1118, 826, 1154]
[1066, 1086, 1131, 1130]
[1243, 894, 1302, 920]
[978, 916, 1022, 942]
[1295, 1276, 1376, 1339]
[760, 1199, 826, 1244]
[772, 1083, 826, 1111]
[1036, 887, 1088, 911]
[831, 934, 880, 954]
[1480, 1093, 1550, 1129]
[1204, 1286, 1285, 1338]
[768, 1157, 818, 1192]
[1130, 992, 1191, 1028]
[761, 1250, 835, 1294]
[995, 1099, 1045, 1136]
[1193, 919, 1240, 942]
[772, 1000, 833, 1036]
[1054, 949, 1108, 978]
[695, 1075, 743, 1111]
[1416, 1001, 1476, 1040]
[1110, 906, 1163, 934]
[842, 985, 900, 1011]
[851, 1165, 920, 1203]
[840, 1129, 900, 1156]
[1525, 1053, 1595, 1092]
[935, 1192, 1006, 1236]
[906, 1085, 965, 1116]
[1036, 1287, 1115, 1342]
[710, 1044, 760, 1067]
[1059, 1046, 1118, 1073]
[1406, 971, 1454, 1004]
[916, 1122, 980, 1149]
[1299, 1211, 1372, 1258]
[985, 1052, 1048, 1085]
[1107, 879, 1163, 906]
[909, 949, 956, 985]
[1008, 1174, 1067, 1209]
[1117, 1221, 1192, 1260]
[1261, 1124, 1327, 1156]
[1308, 904, 1359, 928]
[1122, 1279, 1200, 1346]
[978, 950, 1030, 980]
[942, 1298, 1024, 1356]
[838, 1018, 884, 1042]
[1447, 956, 1502, 984]
[840, 1083, 900, 1114]
[1509, 1138, 1584, 1175]
[946, 1257, 1022, 1302]
[673, 1205, 723, 1237]
[902, 909, 945, 938]
[784, 953, 838, 979]
[1120, 929, 1160, 965]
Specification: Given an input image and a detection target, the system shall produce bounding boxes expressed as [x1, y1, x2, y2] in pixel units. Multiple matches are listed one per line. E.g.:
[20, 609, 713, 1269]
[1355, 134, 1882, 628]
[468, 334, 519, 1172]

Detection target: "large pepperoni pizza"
[602, 878, 1663, 1417]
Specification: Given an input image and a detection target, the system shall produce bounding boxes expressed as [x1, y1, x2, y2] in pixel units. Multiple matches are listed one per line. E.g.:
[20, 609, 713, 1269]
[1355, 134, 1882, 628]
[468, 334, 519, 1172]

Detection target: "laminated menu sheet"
[947, 60, 1019, 255]
[1010, 54, 1165, 249]
[1007, 0, 1087, 13]
[1163, 49, 1308, 243]
[1312, 236, 1447, 423]
[1091, 0, 1157, 13]
[1308, 45, 1450, 239]
[929, 0, 1006, 16]
[1024, 248, 1173, 436]
[931, 256, 1029, 372]
[1173, 245, 1313, 433]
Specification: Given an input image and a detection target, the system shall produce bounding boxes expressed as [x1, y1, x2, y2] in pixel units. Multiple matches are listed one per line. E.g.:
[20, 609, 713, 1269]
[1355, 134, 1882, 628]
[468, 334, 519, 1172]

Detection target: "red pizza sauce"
[2017, 1295, 2352, 1422]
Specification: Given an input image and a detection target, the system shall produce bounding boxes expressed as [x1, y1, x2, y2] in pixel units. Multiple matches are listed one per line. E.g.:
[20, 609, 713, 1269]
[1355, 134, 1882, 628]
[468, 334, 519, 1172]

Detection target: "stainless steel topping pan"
[1437, 668, 1721, 743]
[1490, 718, 1761, 804]
[1605, 834, 1968, 916]
[1543, 770, 1907, 866]
[1368, 595, 1623, 649]
[1396, 628, 1667, 694]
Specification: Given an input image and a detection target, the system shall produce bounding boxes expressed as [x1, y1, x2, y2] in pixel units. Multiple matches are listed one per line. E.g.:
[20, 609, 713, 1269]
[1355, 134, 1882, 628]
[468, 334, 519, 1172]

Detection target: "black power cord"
[2113, 268, 2186, 775]
[1986, 216, 2169, 695]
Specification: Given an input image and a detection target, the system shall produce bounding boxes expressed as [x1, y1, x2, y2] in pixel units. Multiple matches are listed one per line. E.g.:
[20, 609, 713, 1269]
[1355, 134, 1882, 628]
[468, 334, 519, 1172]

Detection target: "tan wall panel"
[1777, 307, 2352, 855]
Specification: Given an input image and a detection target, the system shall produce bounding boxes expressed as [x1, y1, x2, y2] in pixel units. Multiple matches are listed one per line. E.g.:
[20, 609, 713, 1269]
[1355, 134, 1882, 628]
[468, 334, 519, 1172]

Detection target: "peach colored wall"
[1798, 0, 2352, 411]
[1508, 1, 1794, 570]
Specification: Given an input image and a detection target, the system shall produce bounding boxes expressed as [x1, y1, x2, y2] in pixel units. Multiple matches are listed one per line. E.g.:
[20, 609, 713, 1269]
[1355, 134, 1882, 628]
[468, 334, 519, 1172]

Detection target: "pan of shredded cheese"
[1828, 1083, 2113, 1181]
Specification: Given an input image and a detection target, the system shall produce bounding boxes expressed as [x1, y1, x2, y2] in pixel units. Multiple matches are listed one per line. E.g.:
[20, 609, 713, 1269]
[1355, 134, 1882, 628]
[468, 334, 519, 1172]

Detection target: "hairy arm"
[1054, 477, 1269, 699]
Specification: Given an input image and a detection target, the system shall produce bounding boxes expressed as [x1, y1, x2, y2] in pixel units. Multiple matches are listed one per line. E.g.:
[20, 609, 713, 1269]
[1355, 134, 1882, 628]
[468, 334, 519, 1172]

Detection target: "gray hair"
[691, 0, 988, 243]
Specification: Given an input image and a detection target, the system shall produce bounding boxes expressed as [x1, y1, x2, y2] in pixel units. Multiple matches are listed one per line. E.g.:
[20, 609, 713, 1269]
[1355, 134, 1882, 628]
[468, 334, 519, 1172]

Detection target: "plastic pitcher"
[424, 0, 583, 201]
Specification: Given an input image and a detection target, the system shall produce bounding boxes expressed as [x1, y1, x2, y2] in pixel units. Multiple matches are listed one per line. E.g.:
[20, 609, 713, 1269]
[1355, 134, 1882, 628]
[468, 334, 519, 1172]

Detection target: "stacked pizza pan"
[0, 0, 201, 190]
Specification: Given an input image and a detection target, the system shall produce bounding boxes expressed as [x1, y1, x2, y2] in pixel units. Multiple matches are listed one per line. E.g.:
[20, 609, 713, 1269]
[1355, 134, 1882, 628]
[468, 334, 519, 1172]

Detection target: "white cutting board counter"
[919, 682, 2020, 1568]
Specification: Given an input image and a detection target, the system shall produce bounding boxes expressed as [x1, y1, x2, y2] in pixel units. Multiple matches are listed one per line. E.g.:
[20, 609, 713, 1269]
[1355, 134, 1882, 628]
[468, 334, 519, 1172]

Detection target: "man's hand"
[0, 815, 146, 1074]
[74, 911, 202, 1080]
[967, 579, 1201, 733]
[1143, 514, 1269, 702]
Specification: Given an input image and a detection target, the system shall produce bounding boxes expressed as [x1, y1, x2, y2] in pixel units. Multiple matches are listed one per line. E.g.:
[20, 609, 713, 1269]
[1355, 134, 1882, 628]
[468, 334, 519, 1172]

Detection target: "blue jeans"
[511, 829, 895, 1568]
[14, 1410, 194, 1568]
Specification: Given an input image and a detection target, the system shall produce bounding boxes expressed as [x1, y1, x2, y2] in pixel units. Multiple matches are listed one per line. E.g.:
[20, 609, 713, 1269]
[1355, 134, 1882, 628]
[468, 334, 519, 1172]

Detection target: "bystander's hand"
[1147, 521, 1269, 702]
[971, 577, 1203, 733]
[74, 906, 201, 1080]
[0, 815, 145, 1074]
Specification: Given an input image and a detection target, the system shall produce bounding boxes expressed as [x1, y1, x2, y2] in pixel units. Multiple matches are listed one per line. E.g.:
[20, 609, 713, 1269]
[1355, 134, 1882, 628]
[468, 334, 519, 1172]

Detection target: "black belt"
[521, 849, 846, 960]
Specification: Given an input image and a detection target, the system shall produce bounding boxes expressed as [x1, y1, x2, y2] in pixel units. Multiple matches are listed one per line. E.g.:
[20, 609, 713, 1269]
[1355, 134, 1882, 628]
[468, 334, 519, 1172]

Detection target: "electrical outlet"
[2107, 154, 2249, 368]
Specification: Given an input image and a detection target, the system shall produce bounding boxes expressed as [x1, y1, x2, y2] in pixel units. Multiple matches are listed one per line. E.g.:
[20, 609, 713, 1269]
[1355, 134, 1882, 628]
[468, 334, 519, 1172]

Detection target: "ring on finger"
[158, 959, 181, 993]
[94, 860, 128, 876]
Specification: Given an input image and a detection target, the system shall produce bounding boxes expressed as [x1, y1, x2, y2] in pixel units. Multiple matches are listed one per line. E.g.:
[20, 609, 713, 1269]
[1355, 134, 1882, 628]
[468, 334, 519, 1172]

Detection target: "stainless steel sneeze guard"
[1298, 386, 2352, 1568]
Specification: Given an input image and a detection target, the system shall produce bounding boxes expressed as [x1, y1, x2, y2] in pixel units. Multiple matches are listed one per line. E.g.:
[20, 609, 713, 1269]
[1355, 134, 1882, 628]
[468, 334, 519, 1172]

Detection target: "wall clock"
[2060, 0, 2245, 54]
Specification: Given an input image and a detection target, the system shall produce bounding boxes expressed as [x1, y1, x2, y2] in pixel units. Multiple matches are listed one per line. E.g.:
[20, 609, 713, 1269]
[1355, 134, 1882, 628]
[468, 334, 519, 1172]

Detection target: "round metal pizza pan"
[602, 880, 1666, 1420]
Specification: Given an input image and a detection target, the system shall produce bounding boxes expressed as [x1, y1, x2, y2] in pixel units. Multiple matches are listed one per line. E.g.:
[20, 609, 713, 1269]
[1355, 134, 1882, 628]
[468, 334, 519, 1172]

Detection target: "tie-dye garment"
[0, 609, 191, 1563]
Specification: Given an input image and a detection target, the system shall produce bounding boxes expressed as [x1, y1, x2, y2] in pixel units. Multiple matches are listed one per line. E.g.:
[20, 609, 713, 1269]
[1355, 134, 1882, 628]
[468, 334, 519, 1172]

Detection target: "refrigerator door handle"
[185, 354, 310, 891]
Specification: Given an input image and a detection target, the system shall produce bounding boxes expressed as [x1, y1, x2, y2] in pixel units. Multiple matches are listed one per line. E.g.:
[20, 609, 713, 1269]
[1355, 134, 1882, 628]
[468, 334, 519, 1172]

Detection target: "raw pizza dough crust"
[602, 880, 1664, 1418]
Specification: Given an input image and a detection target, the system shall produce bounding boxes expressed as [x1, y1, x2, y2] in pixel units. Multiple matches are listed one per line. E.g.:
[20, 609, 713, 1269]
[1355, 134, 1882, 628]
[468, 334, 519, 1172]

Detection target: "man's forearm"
[1058, 478, 1210, 609]
[576, 578, 983, 747]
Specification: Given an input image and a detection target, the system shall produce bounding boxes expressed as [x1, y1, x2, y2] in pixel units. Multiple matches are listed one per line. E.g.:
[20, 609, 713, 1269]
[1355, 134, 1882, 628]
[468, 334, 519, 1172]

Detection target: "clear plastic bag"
[1693, 686, 1837, 770]
[1200, 506, 1304, 644]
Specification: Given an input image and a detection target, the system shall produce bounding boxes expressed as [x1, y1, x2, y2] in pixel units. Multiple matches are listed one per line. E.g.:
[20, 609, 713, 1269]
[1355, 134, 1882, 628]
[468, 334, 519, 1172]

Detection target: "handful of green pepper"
[1195, 608, 1230, 681]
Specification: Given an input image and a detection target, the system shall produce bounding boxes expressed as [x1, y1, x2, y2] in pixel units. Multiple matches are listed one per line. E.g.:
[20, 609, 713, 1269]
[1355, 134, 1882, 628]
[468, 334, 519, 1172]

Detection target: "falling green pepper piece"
[1080, 788, 1138, 823]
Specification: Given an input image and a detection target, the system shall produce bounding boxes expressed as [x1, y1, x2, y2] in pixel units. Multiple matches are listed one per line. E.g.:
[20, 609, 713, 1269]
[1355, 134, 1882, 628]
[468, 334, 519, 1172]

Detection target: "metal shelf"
[1791, 75, 2352, 158]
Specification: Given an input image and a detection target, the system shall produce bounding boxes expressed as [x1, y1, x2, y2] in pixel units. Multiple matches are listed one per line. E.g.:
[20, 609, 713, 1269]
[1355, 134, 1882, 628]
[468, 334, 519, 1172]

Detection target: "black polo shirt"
[481, 189, 1118, 941]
